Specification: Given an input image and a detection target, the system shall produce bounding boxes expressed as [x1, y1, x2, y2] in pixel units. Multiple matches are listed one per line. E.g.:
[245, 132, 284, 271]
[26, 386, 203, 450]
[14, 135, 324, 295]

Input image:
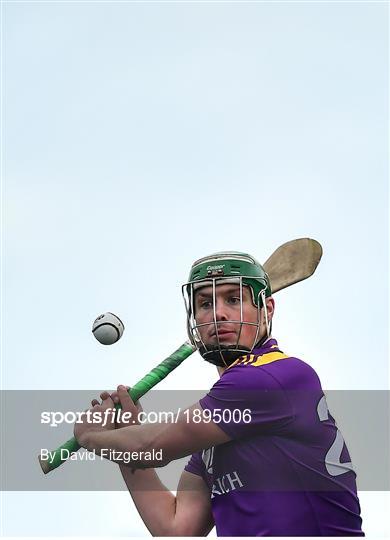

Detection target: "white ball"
[92, 312, 125, 345]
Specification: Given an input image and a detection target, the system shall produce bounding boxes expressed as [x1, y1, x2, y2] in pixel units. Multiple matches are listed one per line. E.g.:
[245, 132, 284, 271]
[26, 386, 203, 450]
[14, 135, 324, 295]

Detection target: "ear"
[265, 297, 275, 320]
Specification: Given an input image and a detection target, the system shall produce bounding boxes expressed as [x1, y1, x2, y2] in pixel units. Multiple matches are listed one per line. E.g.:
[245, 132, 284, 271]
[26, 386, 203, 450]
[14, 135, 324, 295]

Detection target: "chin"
[199, 343, 252, 367]
[206, 340, 237, 348]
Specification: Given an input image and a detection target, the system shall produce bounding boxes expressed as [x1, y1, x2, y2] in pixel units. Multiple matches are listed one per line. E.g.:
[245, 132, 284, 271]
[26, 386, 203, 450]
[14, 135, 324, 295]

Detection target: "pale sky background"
[1, 0, 389, 537]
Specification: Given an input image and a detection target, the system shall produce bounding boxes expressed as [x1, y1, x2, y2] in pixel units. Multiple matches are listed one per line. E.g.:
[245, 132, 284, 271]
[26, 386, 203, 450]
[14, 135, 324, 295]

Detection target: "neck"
[257, 334, 272, 349]
[217, 366, 226, 377]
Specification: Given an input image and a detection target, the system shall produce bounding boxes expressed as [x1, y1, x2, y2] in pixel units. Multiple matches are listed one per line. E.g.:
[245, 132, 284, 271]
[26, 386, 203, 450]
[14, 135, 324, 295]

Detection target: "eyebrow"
[196, 286, 242, 298]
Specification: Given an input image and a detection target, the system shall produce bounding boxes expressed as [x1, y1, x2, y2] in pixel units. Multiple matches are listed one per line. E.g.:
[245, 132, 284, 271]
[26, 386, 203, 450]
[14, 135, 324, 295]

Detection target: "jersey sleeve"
[184, 451, 206, 478]
[199, 365, 294, 439]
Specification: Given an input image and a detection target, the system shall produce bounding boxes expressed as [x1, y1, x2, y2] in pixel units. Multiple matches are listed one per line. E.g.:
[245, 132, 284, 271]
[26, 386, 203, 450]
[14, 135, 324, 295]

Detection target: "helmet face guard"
[182, 252, 272, 367]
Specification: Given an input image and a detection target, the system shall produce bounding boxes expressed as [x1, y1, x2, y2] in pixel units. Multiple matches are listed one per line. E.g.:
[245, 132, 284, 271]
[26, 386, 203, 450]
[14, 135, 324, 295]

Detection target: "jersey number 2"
[317, 395, 354, 477]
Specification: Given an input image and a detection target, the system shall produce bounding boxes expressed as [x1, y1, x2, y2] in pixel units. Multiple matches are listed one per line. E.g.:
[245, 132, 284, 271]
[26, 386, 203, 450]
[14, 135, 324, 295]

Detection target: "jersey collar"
[252, 337, 279, 355]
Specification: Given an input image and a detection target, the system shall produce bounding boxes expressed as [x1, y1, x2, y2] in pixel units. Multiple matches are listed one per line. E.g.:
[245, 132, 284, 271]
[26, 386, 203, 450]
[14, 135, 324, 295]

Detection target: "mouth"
[210, 329, 237, 340]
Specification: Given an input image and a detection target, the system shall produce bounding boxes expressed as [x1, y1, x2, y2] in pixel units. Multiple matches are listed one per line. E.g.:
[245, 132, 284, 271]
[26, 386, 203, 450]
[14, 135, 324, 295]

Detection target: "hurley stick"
[264, 238, 322, 293]
[39, 237, 322, 474]
[38, 341, 196, 474]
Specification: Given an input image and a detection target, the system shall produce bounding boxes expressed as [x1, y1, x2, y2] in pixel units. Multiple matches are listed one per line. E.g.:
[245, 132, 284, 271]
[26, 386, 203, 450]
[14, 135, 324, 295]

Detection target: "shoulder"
[222, 350, 322, 391]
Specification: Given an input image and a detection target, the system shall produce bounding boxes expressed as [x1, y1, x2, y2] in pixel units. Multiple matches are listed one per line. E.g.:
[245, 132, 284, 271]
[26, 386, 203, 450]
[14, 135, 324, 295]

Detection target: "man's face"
[194, 283, 273, 351]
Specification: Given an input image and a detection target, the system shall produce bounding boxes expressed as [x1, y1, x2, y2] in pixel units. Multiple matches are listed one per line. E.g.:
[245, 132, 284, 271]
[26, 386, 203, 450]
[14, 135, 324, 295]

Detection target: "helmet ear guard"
[182, 252, 272, 367]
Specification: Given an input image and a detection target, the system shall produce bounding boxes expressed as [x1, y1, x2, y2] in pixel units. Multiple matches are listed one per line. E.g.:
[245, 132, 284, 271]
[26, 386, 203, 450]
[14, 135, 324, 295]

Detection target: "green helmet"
[182, 251, 272, 367]
[188, 251, 271, 306]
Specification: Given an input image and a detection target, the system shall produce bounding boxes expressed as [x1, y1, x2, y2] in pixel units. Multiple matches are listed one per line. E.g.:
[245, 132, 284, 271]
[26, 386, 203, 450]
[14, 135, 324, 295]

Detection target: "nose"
[214, 300, 229, 321]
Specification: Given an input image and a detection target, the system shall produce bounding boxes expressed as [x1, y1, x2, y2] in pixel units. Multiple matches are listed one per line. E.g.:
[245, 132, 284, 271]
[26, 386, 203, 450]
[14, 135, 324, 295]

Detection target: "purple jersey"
[185, 338, 364, 536]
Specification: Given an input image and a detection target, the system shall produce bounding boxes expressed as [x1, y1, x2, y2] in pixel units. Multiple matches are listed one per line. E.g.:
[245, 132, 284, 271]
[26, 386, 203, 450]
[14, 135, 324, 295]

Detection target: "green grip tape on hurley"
[38, 341, 196, 474]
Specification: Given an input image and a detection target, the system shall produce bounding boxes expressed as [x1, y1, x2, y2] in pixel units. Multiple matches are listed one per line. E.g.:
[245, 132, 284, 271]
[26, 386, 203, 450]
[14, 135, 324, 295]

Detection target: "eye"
[200, 300, 212, 309]
[227, 296, 241, 305]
